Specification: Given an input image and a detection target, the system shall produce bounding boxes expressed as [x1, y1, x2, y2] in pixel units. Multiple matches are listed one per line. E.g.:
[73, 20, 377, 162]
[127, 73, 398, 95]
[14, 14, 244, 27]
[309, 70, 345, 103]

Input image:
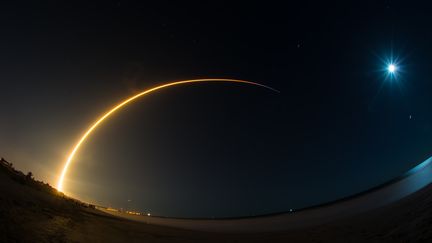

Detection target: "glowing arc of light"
[56, 78, 277, 192]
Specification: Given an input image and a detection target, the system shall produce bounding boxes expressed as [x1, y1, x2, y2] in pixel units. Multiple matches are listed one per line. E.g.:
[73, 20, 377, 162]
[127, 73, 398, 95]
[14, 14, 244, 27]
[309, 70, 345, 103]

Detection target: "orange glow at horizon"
[56, 78, 277, 192]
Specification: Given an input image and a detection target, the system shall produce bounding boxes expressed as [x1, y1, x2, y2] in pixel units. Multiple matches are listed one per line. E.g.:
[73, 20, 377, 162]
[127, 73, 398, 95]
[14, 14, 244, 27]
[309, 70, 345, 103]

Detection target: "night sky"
[1, 1, 432, 218]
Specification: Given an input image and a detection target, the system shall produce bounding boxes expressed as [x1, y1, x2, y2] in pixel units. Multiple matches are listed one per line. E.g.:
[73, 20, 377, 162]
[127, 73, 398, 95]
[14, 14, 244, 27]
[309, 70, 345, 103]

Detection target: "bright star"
[384, 61, 399, 81]
[382, 58, 402, 81]
[388, 64, 396, 73]
[375, 48, 405, 82]
[374, 49, 406, 92]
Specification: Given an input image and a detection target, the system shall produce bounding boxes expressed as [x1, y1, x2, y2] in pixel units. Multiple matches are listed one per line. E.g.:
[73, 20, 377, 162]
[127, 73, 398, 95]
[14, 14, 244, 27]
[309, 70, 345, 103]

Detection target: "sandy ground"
[1, 163, 432, 242]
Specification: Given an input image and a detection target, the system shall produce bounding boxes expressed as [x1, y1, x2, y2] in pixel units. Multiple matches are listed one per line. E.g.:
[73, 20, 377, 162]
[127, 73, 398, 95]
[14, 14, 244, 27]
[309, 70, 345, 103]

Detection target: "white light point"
[388, 64, 396, 73]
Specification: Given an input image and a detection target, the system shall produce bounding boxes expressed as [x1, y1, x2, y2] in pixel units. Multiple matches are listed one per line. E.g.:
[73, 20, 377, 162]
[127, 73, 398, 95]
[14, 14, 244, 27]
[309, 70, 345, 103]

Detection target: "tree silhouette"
[26, 172, 33, 180]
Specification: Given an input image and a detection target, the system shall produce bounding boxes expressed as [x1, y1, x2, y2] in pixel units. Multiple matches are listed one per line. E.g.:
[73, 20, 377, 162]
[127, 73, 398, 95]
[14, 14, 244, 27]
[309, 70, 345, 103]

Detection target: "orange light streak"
[57, 79, 277, 192]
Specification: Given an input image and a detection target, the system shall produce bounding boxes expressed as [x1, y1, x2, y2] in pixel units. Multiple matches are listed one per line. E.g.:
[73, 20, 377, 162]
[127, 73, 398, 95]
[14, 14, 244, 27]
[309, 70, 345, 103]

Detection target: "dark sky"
[1, 1, 432, 218]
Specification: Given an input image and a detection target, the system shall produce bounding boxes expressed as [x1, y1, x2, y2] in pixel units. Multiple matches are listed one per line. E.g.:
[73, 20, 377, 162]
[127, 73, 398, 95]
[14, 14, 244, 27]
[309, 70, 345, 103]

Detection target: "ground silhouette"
[1, 157, 431, 242]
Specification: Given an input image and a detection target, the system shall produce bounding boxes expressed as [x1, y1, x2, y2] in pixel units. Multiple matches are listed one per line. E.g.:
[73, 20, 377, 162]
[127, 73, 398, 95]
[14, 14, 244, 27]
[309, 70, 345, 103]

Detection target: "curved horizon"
[100, 155, 432, 232]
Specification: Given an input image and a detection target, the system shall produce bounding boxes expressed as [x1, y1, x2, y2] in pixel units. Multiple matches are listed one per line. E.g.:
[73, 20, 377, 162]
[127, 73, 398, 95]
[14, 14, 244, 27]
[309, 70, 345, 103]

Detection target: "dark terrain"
[1, 158, 432, 242]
